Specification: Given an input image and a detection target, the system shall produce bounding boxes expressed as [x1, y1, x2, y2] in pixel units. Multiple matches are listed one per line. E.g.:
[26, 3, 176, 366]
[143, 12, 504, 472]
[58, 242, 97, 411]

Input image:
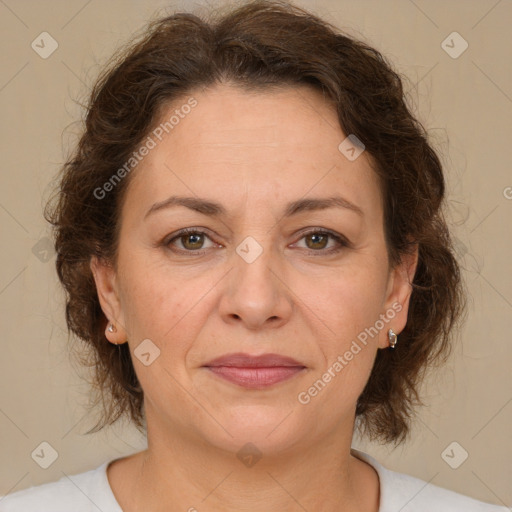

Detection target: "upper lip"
[203, 353, 305, 368]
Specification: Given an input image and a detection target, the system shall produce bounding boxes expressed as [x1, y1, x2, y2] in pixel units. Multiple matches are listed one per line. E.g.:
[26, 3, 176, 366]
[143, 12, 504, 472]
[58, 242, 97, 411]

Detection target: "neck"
[108, 420, 380, 512]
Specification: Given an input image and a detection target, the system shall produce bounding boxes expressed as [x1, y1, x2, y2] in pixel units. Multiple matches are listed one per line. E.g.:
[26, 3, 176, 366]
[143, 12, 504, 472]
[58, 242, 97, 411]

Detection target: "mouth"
[202, 352, 306, 389]
[204, 366, 306, 389]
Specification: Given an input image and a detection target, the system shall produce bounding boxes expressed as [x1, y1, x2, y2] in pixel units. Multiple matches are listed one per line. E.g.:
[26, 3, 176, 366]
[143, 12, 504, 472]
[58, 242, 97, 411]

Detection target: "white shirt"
[0, 448, 507, 511]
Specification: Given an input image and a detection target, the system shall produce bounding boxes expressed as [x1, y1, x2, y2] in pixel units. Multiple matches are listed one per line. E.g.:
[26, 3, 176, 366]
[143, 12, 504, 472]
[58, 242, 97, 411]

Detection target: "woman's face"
[92, 83, 417, 455]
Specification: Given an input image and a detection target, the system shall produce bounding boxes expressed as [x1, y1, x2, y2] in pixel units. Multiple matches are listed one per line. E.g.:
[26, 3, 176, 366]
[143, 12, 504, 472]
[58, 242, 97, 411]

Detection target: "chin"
[198, 409, 306, 456]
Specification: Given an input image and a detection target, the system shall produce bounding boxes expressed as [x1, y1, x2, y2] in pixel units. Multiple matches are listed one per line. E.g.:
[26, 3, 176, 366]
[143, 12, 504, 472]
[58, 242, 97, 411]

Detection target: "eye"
[293, 229, 349, 253]
[163, 227, 349, 255]
[166, 228, 217, 253]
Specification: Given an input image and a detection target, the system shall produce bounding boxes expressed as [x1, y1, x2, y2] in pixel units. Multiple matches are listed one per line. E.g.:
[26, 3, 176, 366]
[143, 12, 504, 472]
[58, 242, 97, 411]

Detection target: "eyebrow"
[144, 194, 364, 220]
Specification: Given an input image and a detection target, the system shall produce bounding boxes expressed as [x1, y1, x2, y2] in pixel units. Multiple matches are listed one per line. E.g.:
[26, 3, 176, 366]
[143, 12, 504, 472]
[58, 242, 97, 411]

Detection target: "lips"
[203, 352, 305, 368]
[202, 353, 306, 389]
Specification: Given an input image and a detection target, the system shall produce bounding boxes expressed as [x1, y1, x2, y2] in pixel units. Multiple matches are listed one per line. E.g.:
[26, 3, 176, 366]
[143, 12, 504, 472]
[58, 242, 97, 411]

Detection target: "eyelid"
[294, 227, 349, 242]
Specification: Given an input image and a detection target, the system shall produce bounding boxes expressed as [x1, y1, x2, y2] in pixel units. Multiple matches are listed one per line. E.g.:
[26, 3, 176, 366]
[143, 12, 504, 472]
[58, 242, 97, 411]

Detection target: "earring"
[106, 322, 127, 345]
[388, 329, 398, 349]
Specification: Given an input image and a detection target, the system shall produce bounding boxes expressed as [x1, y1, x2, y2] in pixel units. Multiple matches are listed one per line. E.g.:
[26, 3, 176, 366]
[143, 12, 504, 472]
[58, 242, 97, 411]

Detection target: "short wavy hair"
[45, 0, 465, 445]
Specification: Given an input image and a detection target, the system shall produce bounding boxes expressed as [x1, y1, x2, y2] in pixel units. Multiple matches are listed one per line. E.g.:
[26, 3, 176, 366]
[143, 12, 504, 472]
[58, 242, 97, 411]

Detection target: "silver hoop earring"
[388, 329, 398, 349]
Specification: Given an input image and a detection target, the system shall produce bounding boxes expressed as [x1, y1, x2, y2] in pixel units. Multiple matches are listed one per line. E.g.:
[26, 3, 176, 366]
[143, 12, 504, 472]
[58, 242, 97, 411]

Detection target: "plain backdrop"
[0, 0, 511, 507]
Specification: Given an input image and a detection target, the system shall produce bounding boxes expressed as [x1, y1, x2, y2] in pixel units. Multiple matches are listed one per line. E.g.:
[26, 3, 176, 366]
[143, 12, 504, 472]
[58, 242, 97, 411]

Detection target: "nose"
[218, 240, 293, 331]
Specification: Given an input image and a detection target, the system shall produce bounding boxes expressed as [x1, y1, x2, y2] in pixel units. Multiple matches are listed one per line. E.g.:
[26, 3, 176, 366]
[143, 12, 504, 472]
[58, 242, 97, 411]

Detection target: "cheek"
[115, 246, 167, 337]
[297, 270, 384, 412]
[117, 253, 215, 351]
[301, 261, 386, 344]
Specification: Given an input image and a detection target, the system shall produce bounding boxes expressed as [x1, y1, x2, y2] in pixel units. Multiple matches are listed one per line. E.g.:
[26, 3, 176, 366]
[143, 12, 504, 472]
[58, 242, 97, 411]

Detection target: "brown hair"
[45, 0, 465, 445]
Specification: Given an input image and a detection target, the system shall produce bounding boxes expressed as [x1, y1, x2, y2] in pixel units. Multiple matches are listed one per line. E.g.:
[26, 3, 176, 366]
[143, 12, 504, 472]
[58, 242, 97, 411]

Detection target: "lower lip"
[204, 366, 305, 389]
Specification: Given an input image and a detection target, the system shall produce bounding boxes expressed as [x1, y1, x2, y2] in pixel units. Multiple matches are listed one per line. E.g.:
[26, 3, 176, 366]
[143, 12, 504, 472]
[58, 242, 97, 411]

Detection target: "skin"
[91, 83, 418, 512]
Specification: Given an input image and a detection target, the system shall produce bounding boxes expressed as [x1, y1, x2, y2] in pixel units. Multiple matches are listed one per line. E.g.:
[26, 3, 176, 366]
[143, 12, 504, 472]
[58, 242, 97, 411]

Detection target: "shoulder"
[381, 468, 507, 512]
[351, 448, 508, 512]
[0, 461, 122, 512]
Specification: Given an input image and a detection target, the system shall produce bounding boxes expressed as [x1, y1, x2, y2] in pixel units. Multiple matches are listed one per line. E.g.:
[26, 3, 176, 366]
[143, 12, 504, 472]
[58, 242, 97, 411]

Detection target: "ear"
[90, 255, 128, 345]
[378, 244, 419, 349]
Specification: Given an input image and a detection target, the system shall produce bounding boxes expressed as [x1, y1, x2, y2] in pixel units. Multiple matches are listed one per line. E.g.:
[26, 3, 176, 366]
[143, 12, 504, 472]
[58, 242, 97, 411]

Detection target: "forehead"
[169, 83, 345, 165]
[123, 83, 382, 221]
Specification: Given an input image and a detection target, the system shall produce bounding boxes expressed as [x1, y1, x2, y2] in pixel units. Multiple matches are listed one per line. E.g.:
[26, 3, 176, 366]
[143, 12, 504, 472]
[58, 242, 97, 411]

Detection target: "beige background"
[0, 0, 511, 507]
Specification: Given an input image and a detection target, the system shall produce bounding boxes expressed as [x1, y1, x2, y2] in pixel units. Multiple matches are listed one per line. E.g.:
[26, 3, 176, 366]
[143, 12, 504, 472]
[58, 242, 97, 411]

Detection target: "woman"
[0, 1, 505, 510]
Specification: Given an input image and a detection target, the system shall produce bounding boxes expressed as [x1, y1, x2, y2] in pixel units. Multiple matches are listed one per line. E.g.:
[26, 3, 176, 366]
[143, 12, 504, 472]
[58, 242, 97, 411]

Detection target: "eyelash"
[163, 227, 350, 256]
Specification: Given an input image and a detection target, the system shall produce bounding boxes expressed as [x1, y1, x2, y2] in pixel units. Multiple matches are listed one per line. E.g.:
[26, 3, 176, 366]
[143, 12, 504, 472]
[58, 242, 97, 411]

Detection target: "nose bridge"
[219, 233, 292, 329]
[234, 234, 280, 303]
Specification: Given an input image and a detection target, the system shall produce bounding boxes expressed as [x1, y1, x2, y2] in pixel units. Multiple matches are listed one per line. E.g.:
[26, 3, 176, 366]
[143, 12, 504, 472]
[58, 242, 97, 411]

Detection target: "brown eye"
[166, 229, 216, 253]
[180, 232, 205, 250]
[293, 229, 349, 254]
[305, 232, 329, 250]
